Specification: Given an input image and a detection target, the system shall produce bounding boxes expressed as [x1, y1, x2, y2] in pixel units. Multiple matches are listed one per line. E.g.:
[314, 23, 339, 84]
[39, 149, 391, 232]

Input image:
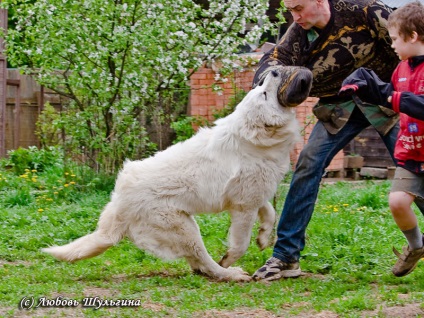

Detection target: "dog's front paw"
[220, 266, 252, 282]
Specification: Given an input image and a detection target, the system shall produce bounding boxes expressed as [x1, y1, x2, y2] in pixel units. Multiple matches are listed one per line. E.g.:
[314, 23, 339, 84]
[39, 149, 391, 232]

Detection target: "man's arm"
[366, 0, 394, 47]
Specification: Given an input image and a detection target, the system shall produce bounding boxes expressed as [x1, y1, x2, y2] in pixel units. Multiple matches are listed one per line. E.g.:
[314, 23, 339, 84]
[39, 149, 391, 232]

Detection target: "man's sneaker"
[392, 240, 424, 277]
[252, 257, 301, 281]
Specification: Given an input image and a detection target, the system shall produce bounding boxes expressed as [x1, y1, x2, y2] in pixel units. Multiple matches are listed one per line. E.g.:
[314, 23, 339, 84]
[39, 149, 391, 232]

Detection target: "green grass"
[1, 166, 424, 317]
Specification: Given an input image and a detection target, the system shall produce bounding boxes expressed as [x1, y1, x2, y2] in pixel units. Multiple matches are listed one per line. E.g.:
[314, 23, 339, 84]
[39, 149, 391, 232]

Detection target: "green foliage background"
[1, 0, 273, 173]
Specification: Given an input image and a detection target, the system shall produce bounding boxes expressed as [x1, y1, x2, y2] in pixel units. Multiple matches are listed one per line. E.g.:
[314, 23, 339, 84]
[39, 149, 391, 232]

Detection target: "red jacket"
[391, 58, 424, 170]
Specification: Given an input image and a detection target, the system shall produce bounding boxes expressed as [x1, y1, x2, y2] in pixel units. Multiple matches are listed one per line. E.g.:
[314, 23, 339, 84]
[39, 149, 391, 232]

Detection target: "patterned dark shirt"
[253, 0, 399, 134]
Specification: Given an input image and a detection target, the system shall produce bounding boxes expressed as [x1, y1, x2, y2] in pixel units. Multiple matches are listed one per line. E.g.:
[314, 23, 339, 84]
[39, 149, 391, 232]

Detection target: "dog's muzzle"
[276, 67, 313, 107]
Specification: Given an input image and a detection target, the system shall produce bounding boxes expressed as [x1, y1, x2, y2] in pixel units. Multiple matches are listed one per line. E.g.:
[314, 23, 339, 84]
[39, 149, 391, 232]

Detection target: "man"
[252, 0, 400, 281]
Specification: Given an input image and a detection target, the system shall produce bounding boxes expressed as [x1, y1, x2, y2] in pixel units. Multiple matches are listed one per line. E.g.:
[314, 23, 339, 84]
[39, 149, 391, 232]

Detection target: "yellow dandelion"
[25, 168, 30, 172]
[32, 178, 37, 182]
[71, 174, 76, 177]
[31, 169, 37, 173]
[70, 181, 76, 185]
[333, 207, 339, 212]
[54, 191, 59, 195]
[38, 208, 44, 212]
[343, 203, 349, 207]
[65, 172, 69, 176]
[64, 183, 69, 187]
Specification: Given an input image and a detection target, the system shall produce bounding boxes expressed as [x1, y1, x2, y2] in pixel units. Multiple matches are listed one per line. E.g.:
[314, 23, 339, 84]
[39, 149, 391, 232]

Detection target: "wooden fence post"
[0, 7, 7, 157]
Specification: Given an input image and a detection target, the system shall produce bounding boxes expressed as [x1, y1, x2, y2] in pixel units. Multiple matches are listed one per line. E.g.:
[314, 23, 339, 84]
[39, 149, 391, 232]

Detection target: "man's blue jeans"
[273, 106, 400, 263]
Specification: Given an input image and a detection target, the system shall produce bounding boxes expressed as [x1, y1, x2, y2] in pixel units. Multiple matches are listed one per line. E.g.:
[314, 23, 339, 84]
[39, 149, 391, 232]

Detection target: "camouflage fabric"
[313, 96, 399, 135]
[253, 0, 399, 135]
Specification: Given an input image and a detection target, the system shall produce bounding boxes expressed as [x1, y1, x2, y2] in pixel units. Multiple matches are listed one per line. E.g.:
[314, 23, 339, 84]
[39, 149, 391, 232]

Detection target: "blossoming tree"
[1, 0, 274, 172]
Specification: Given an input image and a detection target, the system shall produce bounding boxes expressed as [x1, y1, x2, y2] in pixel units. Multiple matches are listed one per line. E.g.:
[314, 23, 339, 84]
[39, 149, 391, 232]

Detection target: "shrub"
[6, 146, 64, 175]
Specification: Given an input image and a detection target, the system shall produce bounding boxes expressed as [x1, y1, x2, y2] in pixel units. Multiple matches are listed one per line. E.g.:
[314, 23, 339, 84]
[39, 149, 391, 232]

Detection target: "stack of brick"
[189, 66, 255, 122]
[188, 62, 345, 173]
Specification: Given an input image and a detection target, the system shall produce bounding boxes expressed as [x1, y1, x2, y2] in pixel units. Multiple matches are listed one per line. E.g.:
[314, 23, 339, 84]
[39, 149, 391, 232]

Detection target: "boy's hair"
[388, 1, 424, 42]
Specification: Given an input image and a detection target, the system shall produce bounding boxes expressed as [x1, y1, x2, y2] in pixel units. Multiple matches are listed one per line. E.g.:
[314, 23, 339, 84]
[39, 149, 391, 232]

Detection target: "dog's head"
[256, 65, 313, 108]
[215, 65, 313, 147]
[240, 65, 313, 128]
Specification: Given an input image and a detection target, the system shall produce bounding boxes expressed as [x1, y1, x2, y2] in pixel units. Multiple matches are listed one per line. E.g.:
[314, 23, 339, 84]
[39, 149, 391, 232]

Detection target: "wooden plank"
[13, 83, 21, 149]
[0, 8, 7, 157]
[0, 56, 6, 157]
[344, 126, 393, 168]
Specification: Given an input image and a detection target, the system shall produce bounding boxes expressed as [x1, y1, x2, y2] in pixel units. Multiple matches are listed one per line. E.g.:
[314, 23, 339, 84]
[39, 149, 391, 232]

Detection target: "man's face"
[283, 0, 320, 30]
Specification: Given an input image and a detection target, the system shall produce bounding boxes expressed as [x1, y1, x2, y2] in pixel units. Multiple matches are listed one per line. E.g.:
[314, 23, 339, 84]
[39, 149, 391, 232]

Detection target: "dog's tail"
[42, 199, 126, 262]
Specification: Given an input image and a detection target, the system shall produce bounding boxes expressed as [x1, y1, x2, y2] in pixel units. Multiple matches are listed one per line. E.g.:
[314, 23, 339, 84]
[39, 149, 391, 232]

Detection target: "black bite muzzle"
[277, 67, 313, 107]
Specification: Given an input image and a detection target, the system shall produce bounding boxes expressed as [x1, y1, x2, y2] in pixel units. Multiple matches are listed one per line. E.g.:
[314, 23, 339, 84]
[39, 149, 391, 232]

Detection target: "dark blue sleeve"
[398, 92, 424, 121]
[342, 67, 393, 106]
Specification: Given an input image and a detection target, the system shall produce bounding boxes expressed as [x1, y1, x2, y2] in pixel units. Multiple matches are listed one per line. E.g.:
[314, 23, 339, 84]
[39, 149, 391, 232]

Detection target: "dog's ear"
[255, 69, 274, 87]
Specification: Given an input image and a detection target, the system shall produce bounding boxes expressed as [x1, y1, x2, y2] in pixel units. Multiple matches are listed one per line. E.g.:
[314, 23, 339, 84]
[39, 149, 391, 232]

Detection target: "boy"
[339, 1, 424, 277]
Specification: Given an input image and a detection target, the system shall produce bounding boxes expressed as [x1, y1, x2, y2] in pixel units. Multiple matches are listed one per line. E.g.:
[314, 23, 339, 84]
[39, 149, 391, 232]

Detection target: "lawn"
[0, 161, 423, 317]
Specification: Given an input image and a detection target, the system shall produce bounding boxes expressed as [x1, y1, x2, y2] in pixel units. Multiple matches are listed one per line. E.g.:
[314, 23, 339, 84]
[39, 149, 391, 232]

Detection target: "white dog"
[43, 66, 313, 282]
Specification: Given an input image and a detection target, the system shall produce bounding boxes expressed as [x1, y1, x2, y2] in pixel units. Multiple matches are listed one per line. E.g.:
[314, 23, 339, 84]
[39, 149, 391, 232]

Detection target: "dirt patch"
[0, 260, 32, 267]
[193, 308, 278, 317]
[0, 301, 166, 318]
[194, 302, 423, 318]
[360, 302, 423, 317]
[1, 302, 423, 318]
[82, 286, 117, 298]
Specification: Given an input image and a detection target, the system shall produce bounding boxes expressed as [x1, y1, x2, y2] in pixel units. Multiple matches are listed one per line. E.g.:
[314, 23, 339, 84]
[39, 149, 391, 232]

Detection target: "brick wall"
[189, 65, 255, 122]
[189, 62, 345, 173]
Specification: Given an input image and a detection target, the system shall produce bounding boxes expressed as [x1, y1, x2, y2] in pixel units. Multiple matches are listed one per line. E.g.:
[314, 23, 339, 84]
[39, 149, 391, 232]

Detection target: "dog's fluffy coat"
[43, 66, 312, 281]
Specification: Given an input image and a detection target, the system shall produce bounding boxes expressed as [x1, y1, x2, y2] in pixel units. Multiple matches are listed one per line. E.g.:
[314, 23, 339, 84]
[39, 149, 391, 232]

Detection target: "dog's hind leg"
[42, 199, 126, 262]
[256, 201, 276, 250]
[218, 209, 257, 268]
[133, 210, 251, 282]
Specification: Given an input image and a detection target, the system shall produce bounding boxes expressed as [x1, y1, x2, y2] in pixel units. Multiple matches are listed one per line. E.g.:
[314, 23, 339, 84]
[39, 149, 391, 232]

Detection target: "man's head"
[283, 0, 330, 30]
[388, 1, 424, 60]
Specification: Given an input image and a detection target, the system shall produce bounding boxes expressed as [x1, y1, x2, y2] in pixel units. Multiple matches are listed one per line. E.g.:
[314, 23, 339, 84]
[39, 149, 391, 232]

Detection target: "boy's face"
[388, 25, 414, 61]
